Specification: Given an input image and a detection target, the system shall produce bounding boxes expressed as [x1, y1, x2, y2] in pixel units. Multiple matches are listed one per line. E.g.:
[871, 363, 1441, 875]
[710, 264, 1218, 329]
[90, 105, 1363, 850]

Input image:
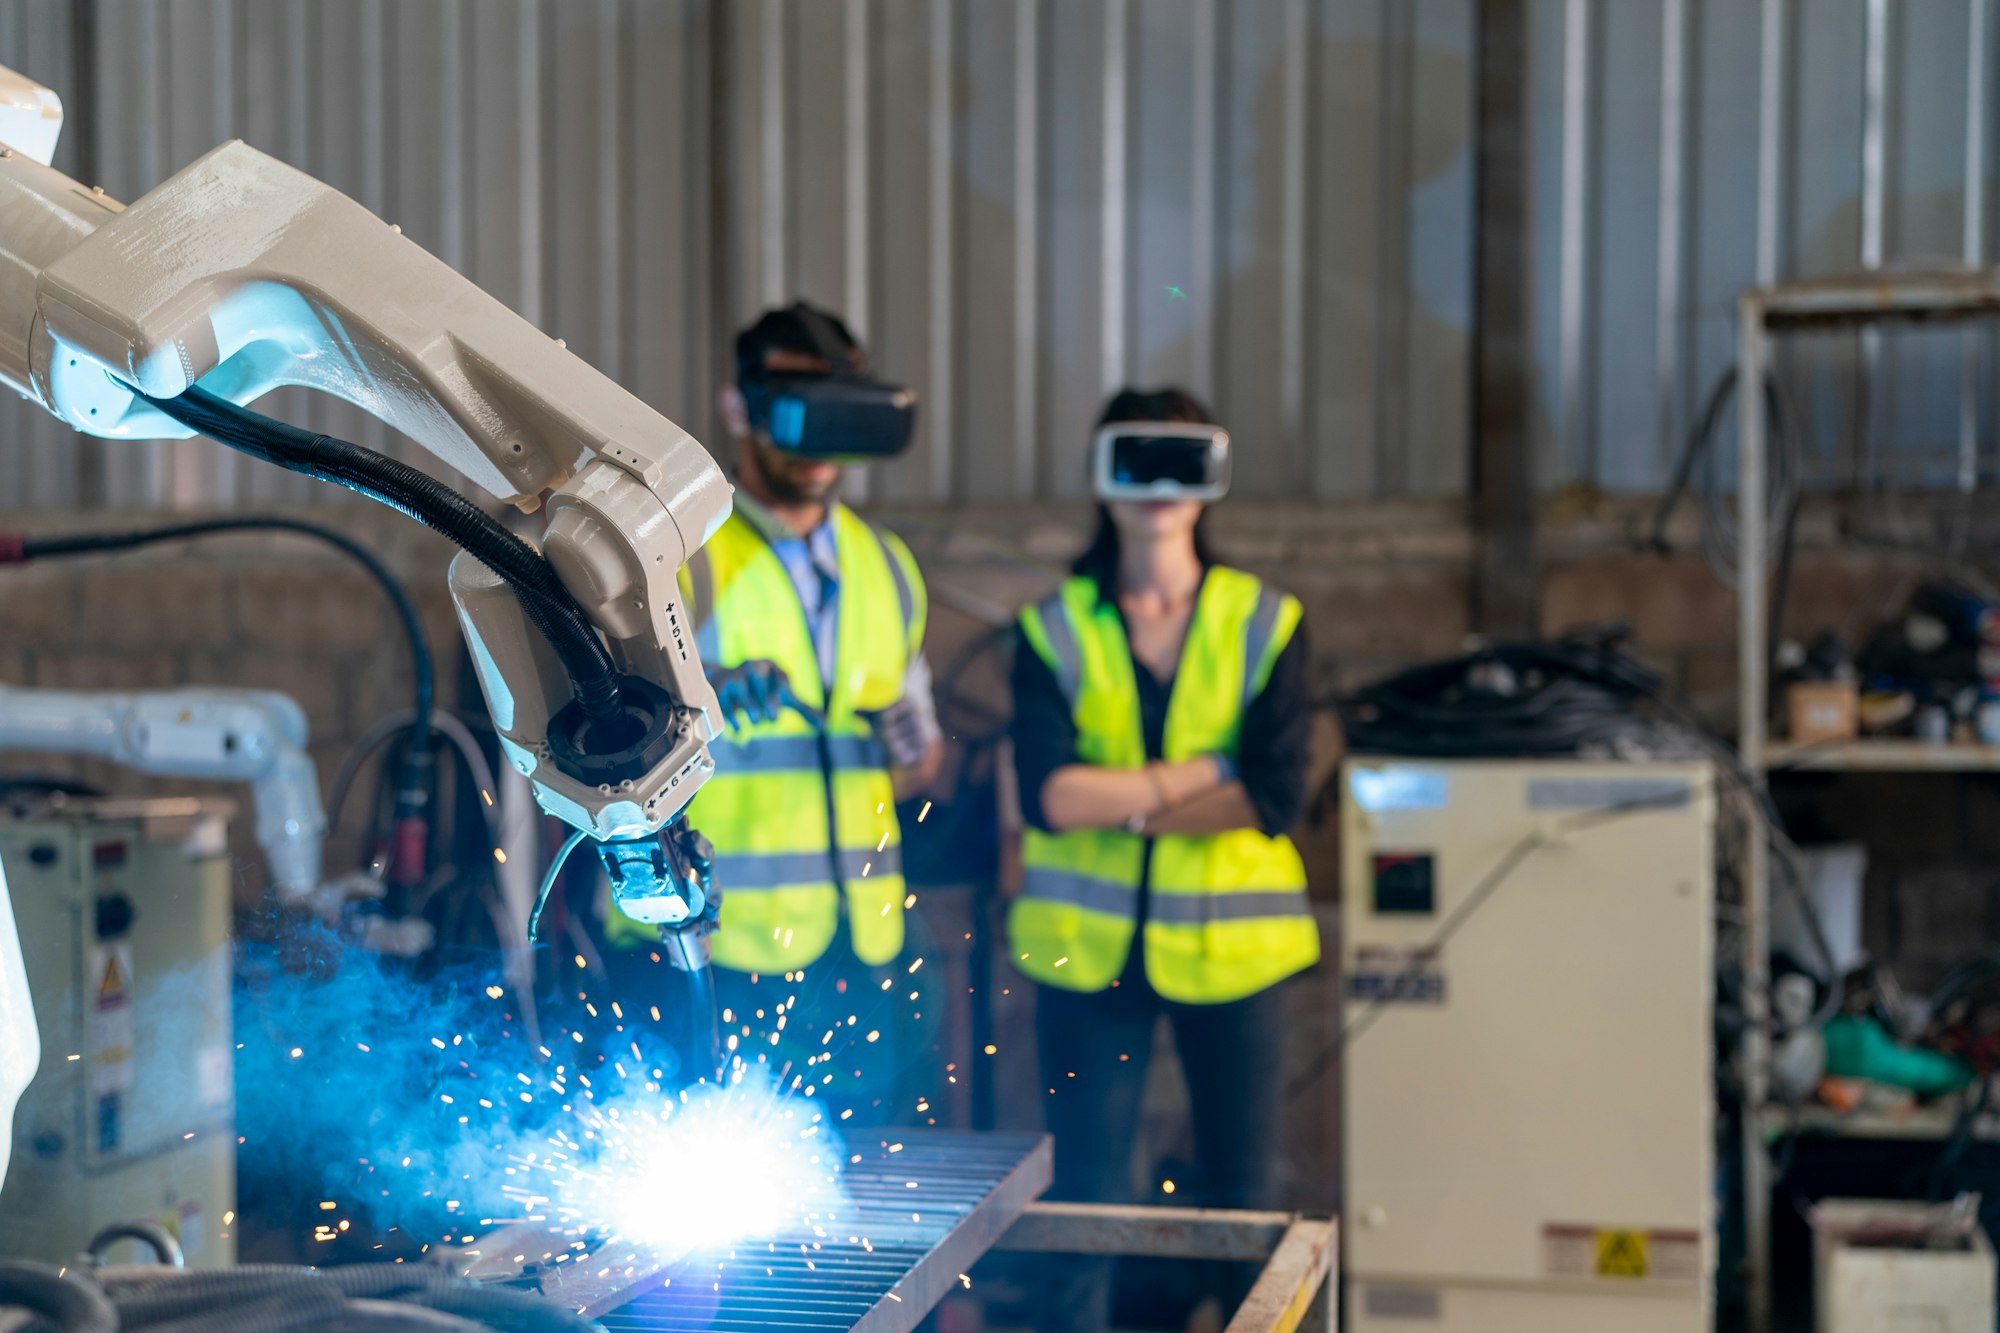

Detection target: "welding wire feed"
[327, 709, 501, 845]
[531, 828, 593, 944]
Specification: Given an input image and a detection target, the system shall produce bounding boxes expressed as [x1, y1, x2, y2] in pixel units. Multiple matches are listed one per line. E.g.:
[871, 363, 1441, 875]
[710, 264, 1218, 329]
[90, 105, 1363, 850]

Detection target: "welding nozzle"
[598, 821, 714, 928]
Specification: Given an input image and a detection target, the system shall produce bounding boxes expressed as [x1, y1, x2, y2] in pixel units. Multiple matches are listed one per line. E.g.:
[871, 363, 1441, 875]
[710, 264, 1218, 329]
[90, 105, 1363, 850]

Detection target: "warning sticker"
[87, 943, 134, 1099]
[1543, 1224, 1701, 1283]
[1596, 1230, 1648, 1277]
[97, 948, 128, 1004]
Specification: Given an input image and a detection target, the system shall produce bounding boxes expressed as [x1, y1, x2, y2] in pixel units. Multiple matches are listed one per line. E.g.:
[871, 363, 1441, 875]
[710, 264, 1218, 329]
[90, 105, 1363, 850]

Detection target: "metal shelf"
[1762, 1101, 1998, 1143]
[1765, 740, 2000, 773]
[1733, 267, 2000, 1333]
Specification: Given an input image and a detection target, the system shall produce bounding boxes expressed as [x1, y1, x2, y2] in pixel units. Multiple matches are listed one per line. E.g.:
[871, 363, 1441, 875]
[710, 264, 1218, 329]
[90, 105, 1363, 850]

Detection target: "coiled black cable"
[1335, 625, 1668, 758]
[138, 385, 621, 721]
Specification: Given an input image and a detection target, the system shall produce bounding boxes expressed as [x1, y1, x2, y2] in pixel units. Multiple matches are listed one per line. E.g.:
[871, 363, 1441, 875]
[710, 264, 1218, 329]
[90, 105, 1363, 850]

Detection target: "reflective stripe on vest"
[1010, 567, 1317, 1004]
[1017, 868, 1310, 926]
[608, 504, 921, 971]
[710, 845, 903, 888]
[711, 733, 888, 773]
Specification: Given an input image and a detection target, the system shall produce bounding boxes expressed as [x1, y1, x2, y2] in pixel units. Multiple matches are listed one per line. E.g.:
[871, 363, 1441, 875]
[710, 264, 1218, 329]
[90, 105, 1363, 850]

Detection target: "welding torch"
[523, 687, 832, 1088]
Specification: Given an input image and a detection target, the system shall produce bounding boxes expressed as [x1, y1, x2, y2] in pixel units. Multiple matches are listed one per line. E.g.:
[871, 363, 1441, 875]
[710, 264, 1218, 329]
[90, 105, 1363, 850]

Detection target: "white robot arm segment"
[0, 684, 326, 900]
[0, 67, 730, 846]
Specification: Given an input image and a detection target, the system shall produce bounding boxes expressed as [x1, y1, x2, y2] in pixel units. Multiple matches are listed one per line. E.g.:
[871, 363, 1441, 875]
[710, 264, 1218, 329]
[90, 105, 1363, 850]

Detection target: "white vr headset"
[1090, 421, 1232, 502]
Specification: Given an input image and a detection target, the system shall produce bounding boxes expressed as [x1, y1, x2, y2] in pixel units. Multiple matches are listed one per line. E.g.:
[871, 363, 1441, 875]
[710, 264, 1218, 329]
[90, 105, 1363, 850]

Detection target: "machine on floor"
[0, 795, 237, 1268]
[1342, 759, 1717, 1332]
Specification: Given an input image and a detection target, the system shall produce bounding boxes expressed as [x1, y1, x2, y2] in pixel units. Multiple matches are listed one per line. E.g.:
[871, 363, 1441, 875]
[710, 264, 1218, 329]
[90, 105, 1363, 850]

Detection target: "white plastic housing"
[0, 100, 731, 839]
[0, 855, 35, 1187]
[1090, 421, 1232, 502]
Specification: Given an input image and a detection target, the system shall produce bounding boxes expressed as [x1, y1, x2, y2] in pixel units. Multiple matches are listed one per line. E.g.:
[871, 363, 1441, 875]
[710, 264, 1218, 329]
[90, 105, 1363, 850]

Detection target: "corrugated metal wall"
[1532, 0, 2000, 493]
[0, 0, 1990, 510]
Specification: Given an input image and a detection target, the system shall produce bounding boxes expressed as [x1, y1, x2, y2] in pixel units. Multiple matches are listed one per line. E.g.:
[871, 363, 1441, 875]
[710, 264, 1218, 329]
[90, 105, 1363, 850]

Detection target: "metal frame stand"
[1734, 267, 2000, 1333]
[994, 1201, 1338, 1333]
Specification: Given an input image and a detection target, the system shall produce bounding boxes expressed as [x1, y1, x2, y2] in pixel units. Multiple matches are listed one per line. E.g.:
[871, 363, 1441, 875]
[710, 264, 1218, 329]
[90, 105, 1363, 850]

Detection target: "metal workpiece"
[454, 1131, 1051, 1332]
[995, 1202, 1338, 1333]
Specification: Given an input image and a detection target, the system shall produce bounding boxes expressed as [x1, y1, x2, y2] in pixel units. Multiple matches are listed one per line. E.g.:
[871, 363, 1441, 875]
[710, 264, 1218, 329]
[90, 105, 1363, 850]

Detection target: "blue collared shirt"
[732, 491, 843, 686]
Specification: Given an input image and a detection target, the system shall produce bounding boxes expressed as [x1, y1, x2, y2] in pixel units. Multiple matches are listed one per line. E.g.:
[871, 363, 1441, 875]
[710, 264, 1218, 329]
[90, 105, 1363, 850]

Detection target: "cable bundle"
[0, 1259, 598, 1333]
[1336, 625, 1683, 759]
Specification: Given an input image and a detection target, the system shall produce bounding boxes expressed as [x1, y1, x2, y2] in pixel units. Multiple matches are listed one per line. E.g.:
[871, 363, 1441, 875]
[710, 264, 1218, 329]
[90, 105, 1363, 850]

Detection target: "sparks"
[522, 1076, 850, 1262]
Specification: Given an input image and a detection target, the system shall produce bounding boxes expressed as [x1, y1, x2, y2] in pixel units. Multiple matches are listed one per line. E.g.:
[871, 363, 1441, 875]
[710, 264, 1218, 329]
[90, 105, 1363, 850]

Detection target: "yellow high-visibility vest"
[603, 502, 924, 972]
[1010, 567, 1317, 1004]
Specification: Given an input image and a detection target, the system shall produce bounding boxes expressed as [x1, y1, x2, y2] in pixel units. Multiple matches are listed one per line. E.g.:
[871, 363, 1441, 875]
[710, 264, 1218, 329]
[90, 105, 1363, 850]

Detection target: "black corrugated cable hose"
[0, 1261, 117, 1333]
[0, 516, 438, 881]
[137, 384, 623, 725]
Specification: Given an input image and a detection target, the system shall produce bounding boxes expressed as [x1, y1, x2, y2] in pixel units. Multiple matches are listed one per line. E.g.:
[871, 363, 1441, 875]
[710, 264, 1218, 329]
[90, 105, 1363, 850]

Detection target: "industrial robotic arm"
[0, 682, 325, 900]
[0, 68, 730, 940]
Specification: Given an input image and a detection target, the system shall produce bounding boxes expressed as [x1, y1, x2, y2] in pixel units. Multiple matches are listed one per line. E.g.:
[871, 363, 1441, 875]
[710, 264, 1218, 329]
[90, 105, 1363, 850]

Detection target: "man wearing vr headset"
[601, 301, 939, 1121]
[1009, 387, 1315, 1333]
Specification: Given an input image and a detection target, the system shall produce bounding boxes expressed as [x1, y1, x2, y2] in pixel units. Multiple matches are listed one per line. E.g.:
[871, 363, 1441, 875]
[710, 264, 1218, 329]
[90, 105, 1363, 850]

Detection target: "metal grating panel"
[457, 1130, 1049, 1333]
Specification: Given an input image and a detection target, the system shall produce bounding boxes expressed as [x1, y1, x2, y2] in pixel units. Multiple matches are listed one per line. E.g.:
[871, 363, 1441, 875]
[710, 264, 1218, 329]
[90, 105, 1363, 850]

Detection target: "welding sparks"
[519, 1076, 850, 1262]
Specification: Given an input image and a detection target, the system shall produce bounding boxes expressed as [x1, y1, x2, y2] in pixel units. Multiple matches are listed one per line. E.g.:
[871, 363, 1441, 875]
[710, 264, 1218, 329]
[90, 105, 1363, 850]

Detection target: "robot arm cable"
[137, 384, 625, 724]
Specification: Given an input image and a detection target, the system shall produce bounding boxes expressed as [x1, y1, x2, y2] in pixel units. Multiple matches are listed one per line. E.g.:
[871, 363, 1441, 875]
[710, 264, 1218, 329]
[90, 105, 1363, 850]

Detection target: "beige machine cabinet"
[0, 797, 236, 1268]
[1342, 760, 1715, 1332]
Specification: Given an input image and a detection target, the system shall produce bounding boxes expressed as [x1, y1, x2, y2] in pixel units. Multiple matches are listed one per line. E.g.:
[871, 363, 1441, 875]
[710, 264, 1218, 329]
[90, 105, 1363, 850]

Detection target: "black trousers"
[1033, 955, 1290, 1333]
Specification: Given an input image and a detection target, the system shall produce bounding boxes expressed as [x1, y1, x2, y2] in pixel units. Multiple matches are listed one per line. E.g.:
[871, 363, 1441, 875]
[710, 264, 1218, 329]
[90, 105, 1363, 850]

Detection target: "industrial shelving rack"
[1733, 267, 2000, 1332]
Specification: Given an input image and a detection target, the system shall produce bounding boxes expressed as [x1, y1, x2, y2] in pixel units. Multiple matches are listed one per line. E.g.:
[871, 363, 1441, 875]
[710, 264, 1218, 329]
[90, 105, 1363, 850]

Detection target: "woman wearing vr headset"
[1010, 387, 1316, 1332]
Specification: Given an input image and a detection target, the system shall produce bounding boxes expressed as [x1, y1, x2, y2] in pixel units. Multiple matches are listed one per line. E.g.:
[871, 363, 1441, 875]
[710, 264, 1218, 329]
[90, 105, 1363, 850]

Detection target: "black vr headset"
[739, 304, 919, 462]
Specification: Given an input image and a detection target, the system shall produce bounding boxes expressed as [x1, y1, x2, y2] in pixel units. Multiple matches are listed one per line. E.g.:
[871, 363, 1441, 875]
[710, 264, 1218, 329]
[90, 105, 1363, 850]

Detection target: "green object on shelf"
[1822, 1014, 1974, 1097]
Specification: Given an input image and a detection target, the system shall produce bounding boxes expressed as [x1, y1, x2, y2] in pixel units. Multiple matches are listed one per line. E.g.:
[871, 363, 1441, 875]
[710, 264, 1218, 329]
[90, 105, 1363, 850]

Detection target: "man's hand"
[865, 695, 934, 769]
[709, 660, 791, 732]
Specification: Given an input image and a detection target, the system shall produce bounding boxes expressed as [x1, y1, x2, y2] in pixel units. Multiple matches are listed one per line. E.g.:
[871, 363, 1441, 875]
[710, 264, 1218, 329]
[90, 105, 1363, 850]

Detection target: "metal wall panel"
[1532, 0, 2000, 493]
[0, 0, 1988, 509]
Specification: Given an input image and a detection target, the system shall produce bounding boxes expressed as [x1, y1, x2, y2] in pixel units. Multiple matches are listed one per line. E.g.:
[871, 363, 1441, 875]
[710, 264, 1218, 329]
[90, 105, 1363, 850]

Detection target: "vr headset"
[740, 305, 918, 462]
[1092, 421, 1232, 501]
